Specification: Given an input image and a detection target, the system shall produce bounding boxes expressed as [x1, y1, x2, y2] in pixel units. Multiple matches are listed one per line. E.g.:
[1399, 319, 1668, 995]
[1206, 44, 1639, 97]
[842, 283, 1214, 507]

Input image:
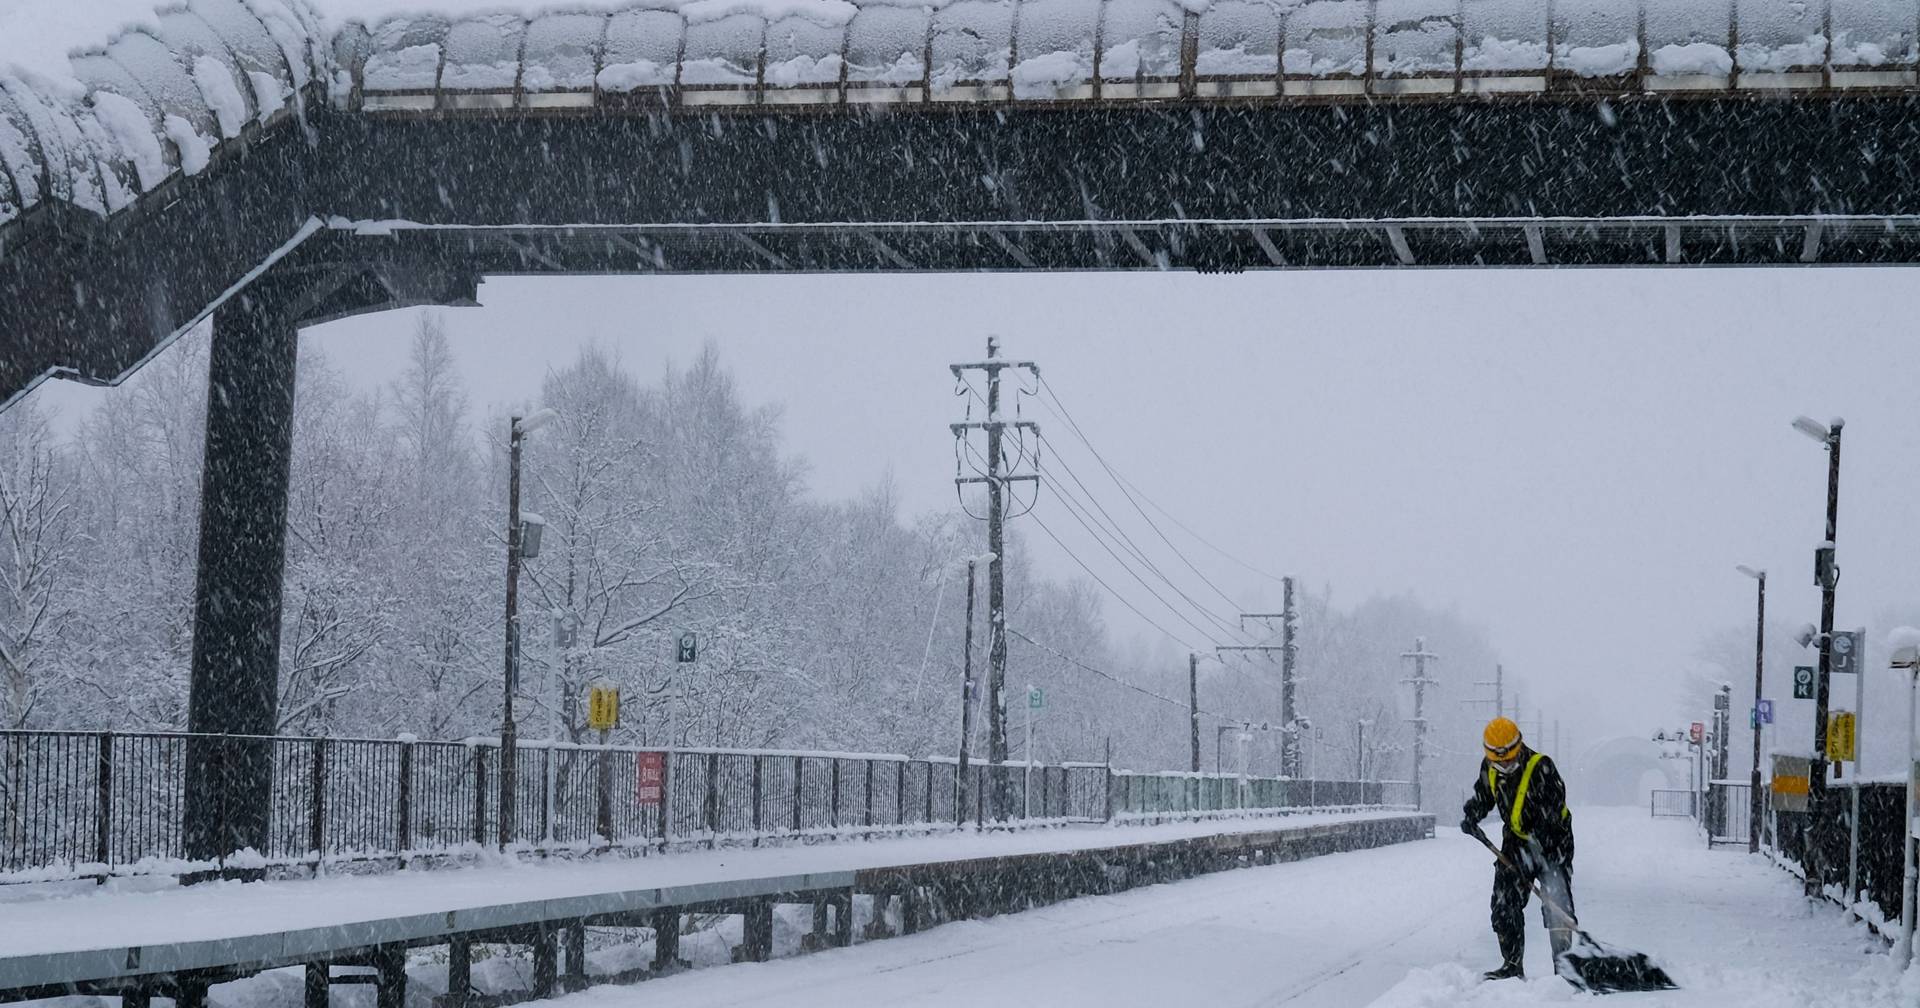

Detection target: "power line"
[967, 373, 1252, 646]
[1038, 437, 1251, 643]
[1026, 509, 1211, 654]
[1037, 378, 1256, 612]
[1041, 470, 1248, 644]
[1009, 627, 1239, 720]
[1109, 465, 1295, 586]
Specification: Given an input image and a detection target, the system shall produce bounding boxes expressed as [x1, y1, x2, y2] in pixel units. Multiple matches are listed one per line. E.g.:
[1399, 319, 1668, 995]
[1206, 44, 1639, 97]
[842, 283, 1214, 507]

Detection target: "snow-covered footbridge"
[8, 0, 1920, 859]
[12, 0, 1920, 403]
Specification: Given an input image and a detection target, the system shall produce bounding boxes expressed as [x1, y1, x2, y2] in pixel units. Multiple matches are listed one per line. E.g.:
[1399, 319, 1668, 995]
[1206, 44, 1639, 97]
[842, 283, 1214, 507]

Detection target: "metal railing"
[1649, 788, 1696, 818]
[1772, 779, 1912, 929]
[1705, 781, 1752, 847]
[0, 730, 1397, 882]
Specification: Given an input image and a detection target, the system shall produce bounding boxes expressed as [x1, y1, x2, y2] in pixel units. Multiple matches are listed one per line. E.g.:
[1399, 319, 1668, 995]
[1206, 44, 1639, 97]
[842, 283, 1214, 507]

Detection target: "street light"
[1791, 415, 1830, 442]
[1737, 565, 1766, 853]
[500, 410, 558, 849]
[1886, 629, 1920, 967]
[1792, 413, 1843, 898]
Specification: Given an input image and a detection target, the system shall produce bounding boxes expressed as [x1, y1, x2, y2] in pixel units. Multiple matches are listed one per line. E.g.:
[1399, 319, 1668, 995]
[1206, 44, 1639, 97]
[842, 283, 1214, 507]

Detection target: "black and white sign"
[1831, 629, 1861, 675]
[1792, 665, 1815, 700]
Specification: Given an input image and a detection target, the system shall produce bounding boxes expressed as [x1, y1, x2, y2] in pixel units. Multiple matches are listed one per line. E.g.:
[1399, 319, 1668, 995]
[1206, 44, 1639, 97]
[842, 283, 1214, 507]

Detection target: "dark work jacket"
[1463, 750, 1575, 863]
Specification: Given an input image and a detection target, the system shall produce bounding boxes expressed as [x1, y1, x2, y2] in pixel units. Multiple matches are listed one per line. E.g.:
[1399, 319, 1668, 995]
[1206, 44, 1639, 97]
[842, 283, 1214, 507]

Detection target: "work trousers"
[1491, 844, 1575, 967]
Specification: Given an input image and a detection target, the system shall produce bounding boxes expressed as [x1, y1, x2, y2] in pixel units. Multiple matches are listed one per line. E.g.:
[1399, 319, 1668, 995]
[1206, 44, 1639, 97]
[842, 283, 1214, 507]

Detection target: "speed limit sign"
[1793, 665, 1815, 700]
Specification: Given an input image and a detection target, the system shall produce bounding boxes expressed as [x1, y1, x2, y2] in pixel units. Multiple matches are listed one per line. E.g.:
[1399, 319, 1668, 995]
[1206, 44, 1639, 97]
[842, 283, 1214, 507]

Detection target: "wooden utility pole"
[1401, 638, 1439, 810]
[950, 338, 1039, 820]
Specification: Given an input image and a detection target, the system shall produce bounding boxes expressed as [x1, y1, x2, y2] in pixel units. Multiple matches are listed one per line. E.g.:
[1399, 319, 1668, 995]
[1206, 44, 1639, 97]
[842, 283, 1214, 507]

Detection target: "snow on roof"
[3, 0, 1920, 232]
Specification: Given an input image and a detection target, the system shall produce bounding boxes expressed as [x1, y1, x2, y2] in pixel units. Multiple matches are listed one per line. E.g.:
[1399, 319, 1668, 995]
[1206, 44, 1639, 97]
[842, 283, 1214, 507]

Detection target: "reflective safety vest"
[1485, 752, 1572, 840]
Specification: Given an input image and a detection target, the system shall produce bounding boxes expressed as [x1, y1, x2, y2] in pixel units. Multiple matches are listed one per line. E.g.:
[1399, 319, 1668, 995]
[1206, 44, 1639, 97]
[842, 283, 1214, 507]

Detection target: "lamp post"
[500, 408, 557, 849]
[1792, 414, 1842, 897]
[1736, 565, 1766, 853]
[1887, 630, 1920, 967]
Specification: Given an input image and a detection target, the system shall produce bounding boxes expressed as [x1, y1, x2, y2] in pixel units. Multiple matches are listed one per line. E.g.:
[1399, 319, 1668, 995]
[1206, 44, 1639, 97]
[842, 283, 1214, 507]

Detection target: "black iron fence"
[0, 731, 1402, 881]
[1769, 779, 1910, 929]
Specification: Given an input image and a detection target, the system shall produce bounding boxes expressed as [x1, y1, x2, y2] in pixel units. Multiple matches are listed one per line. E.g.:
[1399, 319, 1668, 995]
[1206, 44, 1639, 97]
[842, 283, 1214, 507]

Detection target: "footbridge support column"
[179, 240, 482, 871]
[182, 288, 301, 867]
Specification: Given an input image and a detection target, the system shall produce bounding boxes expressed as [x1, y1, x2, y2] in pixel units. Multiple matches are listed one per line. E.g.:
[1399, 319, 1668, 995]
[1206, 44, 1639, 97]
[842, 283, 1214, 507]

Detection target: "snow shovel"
[1468, 829, 1678, 994]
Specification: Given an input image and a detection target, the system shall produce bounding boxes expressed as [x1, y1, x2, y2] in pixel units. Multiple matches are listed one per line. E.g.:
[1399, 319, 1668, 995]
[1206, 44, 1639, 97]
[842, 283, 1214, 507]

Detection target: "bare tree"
[0, 402, 82, 728]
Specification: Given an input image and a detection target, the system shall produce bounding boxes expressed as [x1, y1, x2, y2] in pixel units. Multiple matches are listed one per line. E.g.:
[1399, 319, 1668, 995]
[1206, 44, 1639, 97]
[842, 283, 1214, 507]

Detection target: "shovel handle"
[1468, 828, 1579, 929]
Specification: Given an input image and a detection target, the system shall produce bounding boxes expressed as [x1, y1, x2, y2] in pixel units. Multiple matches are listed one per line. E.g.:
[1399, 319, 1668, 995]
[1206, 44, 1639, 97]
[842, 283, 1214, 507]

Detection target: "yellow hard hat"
[1484, 717, 1523, 762]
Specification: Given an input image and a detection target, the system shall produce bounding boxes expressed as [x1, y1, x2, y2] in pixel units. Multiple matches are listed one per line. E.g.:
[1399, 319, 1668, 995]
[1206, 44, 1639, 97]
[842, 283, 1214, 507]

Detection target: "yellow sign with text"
[588, 685, 620, 732]
[1827, 711, 1856, 762]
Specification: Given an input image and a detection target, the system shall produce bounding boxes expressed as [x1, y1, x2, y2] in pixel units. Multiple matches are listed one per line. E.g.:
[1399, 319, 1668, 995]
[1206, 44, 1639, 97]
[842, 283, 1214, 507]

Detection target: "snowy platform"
[545, 806, 1914, 1008]
[0, 810, 1429, 1003]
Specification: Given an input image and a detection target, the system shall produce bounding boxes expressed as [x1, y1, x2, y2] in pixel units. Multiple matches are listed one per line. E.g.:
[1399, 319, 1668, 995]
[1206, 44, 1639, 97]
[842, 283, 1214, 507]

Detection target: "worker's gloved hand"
[1460, 817, 1480, 837]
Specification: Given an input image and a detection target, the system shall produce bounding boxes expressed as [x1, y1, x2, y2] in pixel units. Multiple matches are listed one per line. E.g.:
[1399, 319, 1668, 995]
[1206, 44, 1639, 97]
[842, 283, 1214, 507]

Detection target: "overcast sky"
[28, 266, 1920, 750]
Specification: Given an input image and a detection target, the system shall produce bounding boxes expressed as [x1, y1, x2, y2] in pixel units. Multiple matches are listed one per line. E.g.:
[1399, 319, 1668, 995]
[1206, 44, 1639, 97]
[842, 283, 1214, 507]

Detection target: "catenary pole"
[1401, 639, 1439, 810]
[1190, 653, 1201, 773]
[1282, 577, 1299, 776]
[950, 339, 1039, 820]
[985, 341, 1008, 819]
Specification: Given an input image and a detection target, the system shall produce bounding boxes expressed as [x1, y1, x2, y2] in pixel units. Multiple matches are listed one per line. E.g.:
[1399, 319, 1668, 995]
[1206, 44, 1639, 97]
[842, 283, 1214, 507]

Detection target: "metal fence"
[1649, 788, 1695, 818]
[0, 730, 1396, 881]
[1705, 782, 1752, 847]
[1771, 779, 1911, 928]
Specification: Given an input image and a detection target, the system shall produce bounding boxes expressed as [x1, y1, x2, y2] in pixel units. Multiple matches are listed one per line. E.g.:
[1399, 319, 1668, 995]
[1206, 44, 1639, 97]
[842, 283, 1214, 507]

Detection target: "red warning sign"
[636, 751, 666, 807]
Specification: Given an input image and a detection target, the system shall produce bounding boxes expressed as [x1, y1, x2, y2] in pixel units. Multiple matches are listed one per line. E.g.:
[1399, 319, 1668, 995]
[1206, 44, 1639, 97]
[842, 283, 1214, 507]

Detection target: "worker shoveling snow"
[1462, 718, 1677, 994]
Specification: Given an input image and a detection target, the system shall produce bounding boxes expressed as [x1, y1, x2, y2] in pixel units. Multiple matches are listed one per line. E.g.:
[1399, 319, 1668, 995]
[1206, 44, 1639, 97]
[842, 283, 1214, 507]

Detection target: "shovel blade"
[1556, 940, 1680, 995]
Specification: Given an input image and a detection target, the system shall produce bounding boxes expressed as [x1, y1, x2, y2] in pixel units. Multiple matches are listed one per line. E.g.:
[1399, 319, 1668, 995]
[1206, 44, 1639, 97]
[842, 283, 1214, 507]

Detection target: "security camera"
[1794, 623, 1818, 649]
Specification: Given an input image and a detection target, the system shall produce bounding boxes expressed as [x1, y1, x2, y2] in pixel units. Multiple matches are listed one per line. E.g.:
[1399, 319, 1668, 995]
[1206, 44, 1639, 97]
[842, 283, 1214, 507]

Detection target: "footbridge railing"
[0, 730, 1406, 882]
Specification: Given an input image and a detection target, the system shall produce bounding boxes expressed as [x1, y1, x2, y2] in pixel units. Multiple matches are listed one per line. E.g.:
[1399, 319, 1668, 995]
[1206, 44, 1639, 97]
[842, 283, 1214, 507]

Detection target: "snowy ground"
[522, 806, 1907, 1008]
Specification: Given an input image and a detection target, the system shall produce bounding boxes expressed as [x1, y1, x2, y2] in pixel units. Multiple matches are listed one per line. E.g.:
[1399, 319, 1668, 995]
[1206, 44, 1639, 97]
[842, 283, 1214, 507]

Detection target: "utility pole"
[951, 338, 1040, 820]
[1189, 653, 1201, 773]
[1355, 720, 1370, 780]
[1471, 665, 1504, 718]
[1463, 664, 1505, 726]
[956, 559, 977, 823]
[1231, 579, 1299, 776]
[1401, 638, 1439, 810]
[1282, 578, 1298, 777]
